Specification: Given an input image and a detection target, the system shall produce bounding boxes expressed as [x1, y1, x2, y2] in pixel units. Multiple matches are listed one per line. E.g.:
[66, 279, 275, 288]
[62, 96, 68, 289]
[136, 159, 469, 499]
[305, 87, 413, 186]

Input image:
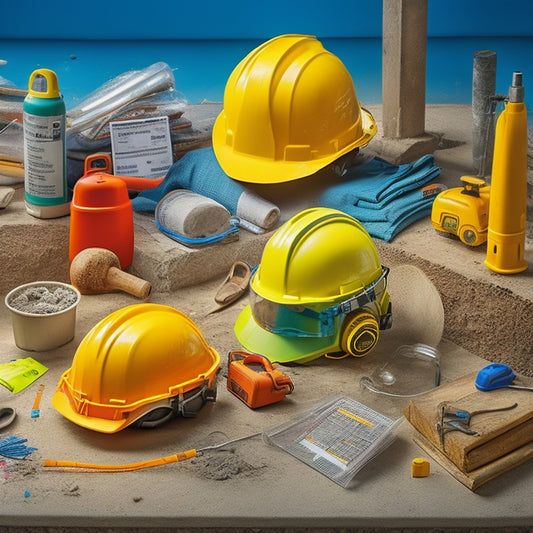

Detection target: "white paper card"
[110, 116, 173, 178]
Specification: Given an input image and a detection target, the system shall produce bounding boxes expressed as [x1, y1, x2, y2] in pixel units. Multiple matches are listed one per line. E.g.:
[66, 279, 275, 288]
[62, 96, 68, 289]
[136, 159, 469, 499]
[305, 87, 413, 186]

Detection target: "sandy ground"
[1, 264, 532, 531]
[0, 105, 532, 531]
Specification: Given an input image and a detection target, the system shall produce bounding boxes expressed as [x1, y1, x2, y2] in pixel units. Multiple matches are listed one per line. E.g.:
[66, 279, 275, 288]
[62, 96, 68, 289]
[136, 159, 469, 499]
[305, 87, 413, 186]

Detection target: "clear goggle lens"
[250, 267, 389, 338]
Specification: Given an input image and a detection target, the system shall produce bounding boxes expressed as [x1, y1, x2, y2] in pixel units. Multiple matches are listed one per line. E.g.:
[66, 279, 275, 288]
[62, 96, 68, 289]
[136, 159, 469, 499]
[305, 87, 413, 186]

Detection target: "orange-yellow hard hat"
[213, 34, 376, 184]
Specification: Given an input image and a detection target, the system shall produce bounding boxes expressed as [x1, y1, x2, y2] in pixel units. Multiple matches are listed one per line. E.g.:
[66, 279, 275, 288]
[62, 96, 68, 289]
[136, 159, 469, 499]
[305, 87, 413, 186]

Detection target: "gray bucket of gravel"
[5, 281, 81, 351]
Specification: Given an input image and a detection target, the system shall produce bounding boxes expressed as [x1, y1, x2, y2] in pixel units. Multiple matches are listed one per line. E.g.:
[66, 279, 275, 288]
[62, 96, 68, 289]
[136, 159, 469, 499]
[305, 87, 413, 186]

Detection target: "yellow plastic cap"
[28, 69, 61, 98]
[411, 457, 430, 477]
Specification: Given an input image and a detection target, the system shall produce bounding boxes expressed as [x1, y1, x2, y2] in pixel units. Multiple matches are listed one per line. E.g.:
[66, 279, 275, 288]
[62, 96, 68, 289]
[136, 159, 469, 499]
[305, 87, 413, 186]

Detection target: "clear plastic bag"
[265, 394, 401, 488]
[77, 88, 187, 140]
[67, 62, 181, 134]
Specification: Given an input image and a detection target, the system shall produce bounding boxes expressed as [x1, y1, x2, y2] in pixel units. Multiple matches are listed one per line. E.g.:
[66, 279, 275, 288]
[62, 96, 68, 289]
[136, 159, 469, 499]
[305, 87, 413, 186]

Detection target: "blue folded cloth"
[321, 154, 440, 206]
[358, 197, 435, 241]
[317, 155, 442, 241]
[348, 183, 446, 223]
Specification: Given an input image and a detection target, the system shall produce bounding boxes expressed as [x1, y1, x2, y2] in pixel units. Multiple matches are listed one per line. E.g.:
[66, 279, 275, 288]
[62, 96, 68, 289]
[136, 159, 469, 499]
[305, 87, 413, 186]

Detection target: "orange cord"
[43, 449, 197, 473]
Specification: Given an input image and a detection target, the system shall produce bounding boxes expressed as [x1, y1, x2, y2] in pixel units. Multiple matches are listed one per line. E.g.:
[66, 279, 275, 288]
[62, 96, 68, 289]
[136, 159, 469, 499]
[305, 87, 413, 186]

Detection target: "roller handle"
[106, 267, 152, 299]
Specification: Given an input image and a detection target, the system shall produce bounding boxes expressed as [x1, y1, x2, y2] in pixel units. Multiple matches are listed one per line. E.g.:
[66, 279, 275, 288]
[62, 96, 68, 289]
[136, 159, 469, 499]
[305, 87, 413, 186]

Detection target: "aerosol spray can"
[23, 68, 70, 218]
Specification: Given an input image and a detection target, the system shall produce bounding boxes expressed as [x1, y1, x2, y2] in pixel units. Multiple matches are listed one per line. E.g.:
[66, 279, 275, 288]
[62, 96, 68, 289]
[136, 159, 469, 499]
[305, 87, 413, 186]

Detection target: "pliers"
[436, 401, 518, 449]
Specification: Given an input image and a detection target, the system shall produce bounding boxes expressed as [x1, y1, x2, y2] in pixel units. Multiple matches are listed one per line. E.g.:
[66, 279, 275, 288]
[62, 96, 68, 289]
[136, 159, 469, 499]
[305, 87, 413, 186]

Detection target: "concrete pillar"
[382, 0, 428, 139]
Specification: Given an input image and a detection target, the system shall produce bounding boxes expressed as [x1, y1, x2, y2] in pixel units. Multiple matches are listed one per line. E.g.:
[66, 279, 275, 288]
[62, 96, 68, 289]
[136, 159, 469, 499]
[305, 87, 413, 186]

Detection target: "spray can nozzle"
[509, 71, 524, 103]
[28, 69, 61, 99]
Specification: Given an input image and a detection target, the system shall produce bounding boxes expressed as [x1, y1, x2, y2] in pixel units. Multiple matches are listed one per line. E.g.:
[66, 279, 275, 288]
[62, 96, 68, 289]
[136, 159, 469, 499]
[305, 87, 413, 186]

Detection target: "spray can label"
[23, 111, 66, 200]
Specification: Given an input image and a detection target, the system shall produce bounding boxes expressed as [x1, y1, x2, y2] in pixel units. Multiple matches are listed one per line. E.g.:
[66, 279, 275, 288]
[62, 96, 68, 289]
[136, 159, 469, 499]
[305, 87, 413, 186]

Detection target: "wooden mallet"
[70, 248, 151, 299]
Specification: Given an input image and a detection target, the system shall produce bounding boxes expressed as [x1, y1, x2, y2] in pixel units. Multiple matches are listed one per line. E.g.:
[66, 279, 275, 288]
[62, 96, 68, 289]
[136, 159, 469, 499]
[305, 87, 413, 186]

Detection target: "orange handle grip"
[83, 153, 165, 191]
[229, 350, 276, 372]
[43, 449, 197, 472]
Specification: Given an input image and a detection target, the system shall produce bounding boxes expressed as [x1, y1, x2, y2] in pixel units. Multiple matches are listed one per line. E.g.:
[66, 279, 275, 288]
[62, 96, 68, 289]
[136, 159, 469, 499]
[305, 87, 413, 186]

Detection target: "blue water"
[1, 36, 532, 115]
[2, 0, 532, 42]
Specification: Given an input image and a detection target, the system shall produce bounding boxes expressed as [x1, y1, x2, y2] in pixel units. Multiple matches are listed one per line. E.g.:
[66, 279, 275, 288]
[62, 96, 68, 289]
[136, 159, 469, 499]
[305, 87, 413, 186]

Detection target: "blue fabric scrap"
[0, 436, 37, 459]
[131, 147, 247, 216]
[347, 184, 445, 223]
[360, 201, 435, 242]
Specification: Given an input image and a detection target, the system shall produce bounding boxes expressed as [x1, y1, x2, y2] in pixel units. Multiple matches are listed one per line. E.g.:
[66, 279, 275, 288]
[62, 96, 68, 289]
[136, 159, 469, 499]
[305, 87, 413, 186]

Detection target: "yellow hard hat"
[213, 34, 377, 184]
[235, 208, 391, 363]
[52, 304, 220, 433]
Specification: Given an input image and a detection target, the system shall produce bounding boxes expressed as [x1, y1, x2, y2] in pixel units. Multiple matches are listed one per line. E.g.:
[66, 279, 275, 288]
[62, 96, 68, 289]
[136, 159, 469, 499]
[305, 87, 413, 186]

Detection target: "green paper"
[0, 357, 48, 393]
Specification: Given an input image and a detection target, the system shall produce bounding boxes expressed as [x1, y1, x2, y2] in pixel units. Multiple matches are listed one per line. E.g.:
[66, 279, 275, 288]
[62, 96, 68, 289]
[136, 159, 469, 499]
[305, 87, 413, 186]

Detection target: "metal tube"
[472, 50, 497, 179]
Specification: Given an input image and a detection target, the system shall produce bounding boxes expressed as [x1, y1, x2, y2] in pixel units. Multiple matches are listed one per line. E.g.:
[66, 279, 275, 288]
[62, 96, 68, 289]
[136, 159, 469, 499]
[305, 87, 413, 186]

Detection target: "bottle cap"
[411, 457, 430, 477]
[28, 69, 61, 99]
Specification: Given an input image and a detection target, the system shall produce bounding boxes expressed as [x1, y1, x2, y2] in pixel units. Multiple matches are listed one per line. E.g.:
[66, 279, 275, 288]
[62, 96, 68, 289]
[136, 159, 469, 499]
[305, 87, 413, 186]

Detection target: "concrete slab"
[370, 132, 440, 165]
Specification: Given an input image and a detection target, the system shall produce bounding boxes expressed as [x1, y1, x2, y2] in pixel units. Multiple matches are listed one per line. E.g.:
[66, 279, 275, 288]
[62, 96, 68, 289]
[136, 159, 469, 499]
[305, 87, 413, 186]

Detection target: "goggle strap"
[379, 302, 393, 330]
[338, 289, 374, 315]
[326, 266, 389, 318]
[178, 380, 217, 417]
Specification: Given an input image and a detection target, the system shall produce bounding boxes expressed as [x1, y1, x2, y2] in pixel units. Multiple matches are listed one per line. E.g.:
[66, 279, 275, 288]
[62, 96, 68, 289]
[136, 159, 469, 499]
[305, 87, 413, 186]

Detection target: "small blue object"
[24, 491, 30, 498]
[475, 363, 516, 391]
[30, 409, 40, 419]
[453, 411, 469, 419]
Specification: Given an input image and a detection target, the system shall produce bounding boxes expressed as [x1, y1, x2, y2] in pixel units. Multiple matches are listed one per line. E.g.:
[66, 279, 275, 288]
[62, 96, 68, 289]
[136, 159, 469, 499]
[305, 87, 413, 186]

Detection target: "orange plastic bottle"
[69, 172, 134, 269]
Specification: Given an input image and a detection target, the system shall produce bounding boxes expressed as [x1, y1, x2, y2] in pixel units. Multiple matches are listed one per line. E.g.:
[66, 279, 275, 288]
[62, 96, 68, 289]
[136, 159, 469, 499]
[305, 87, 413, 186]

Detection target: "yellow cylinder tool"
[484, 71, 528, 274]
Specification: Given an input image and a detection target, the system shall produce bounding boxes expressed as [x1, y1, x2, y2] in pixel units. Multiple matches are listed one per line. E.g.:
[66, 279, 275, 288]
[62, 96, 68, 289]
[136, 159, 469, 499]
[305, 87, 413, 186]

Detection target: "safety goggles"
[250, 266, 390, 338]
[134, 379, 218, 429]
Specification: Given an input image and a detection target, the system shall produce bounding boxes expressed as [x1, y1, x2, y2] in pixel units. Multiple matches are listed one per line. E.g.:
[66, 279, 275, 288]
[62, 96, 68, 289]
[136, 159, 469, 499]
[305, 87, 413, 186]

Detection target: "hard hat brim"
[234, 305, 340, 364]
[52, 389, 131, 434]
[213, 108, 376, 184]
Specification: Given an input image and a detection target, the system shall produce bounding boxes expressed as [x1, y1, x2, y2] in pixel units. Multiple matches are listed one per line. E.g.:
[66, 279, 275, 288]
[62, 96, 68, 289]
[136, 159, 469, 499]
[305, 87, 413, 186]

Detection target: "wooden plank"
[404, 372, 533, 472]
[413, 430, 533, 491]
